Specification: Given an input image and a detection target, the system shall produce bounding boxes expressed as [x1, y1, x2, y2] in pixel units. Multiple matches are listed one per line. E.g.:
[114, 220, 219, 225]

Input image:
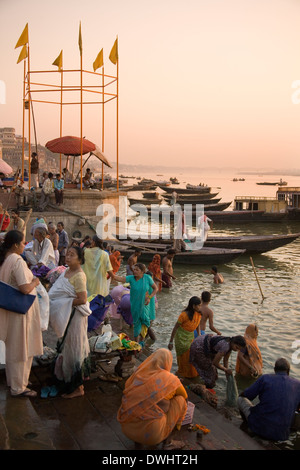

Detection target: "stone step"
[0, 391, 55, 450]
[187, 390, 266, 450]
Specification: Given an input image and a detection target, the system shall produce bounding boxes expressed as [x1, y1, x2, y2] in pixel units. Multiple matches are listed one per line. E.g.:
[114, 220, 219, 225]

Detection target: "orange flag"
[109, 38, 118, 65]
[15, 23, 29, 48]
[17, 45, 28, 64]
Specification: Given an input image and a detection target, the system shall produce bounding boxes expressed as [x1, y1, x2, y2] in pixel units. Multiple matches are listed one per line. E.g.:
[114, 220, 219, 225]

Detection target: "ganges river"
[115, 168, 300, 449]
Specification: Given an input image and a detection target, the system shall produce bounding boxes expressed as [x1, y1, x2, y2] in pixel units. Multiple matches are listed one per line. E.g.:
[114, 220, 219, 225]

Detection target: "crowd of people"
[0, 216, 299, 449]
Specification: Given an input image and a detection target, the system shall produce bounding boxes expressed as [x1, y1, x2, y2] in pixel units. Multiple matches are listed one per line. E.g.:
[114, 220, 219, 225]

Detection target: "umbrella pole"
[71, 156, 75, 180]
[75, 153, 90, 181]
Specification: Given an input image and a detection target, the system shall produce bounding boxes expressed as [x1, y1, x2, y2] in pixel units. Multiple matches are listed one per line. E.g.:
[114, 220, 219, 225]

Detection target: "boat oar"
[250, 257, 265, 302]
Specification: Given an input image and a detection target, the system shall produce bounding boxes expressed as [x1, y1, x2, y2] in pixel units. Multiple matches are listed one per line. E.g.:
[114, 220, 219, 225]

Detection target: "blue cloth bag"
[88, 294, 114, 331]
[0, 281, 36, 314]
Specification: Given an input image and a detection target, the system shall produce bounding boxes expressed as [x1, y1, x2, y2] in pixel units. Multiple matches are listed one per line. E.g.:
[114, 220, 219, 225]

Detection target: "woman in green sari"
[168, 296, 201, 378]
[114, 263, 158, 343]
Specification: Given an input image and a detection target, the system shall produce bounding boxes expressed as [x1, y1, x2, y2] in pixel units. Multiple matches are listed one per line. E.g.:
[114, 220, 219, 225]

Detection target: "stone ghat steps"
[0, 361, 269, 451]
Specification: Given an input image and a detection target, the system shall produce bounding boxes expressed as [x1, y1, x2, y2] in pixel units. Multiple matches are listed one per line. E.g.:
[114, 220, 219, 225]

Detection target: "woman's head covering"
[110, 250, 122, 274]
[117, 348, 183, 423]
[236, 324, 263, 376]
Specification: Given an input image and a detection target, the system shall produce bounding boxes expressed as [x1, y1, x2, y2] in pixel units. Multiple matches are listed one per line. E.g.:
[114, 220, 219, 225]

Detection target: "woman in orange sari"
[236, 324, 263, 377]
[117, 348, 187, 448]
[148, 254, 164, 291]
[168, 296, 201, 378]
[109, 250, 123, 275]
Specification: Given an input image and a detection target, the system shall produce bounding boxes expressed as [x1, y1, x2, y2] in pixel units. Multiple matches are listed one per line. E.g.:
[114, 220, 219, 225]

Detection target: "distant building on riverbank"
[0, 127, 57, 173]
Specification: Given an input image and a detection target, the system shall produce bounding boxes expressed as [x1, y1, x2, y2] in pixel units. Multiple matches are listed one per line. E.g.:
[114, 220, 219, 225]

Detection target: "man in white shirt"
[25, 227, 56, 269]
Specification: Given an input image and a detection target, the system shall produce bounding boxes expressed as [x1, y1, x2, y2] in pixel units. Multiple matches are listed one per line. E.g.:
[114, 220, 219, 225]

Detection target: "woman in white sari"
[49, 246, 91, 398]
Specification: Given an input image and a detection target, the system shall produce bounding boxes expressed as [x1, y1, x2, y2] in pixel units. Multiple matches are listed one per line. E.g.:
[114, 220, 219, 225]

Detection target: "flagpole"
[27, 42, 31, 189]
[22, 60, 26, 180]
[116, 39, 119, 192]
[80, 47, 83, 192]
[60, 64, 63, 174]
[102, 65, 105, 190]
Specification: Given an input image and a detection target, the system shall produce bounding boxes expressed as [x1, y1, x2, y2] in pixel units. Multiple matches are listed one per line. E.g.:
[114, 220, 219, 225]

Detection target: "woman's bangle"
[169, 341, 173, 344]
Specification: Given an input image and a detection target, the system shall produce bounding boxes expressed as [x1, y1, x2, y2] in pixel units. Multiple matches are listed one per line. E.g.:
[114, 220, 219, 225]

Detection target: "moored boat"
[158, 185, 211, 194]
[204, 210, 287, 223]
[115, 241, 245, 265]
[204, 233, 300, 253]
[163, 191, 219, 201]
[123, 233, 300, 254]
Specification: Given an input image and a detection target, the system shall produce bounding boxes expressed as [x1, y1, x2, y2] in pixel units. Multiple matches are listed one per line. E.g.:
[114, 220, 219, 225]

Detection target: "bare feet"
[62, 385, 84, 399]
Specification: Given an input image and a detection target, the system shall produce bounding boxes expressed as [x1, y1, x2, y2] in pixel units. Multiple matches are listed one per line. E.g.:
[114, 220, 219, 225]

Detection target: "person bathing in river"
[195, 291, 221, 337]
[126, 248, 142, 275]
[162, 249, 176, 288]
[211, 266, 224, 284]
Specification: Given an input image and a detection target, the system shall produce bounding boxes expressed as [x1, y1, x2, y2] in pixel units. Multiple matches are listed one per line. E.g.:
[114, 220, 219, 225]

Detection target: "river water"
[117, 168, 300, 449]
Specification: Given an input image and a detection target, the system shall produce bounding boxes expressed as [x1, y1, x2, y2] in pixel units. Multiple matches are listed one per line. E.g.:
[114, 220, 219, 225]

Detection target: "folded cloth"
[49, 271, 91, 337]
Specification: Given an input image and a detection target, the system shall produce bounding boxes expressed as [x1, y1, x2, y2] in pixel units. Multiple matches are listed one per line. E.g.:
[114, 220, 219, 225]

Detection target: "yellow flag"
[15, 23, 29, 49]
[78, 21, 83, 56]
[93, 49, 103, 72]
[17, 44, 28, 64]
[52, 50, 63, 70]
[109, 38, 118, 65]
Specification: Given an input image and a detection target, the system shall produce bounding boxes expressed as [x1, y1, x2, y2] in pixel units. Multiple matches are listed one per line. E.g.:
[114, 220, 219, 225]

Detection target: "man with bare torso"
[126, 248, 142, 275]
[199, 291, 221, 336]
[162, 249, 176, 288]
[211, 265, 224, 284]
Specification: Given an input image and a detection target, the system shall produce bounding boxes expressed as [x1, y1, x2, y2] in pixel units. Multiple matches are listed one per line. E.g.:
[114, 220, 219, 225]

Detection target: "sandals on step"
[12, 388, 37, 398]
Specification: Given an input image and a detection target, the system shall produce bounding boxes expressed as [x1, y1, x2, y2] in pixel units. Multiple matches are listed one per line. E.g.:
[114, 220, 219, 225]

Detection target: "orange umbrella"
[45, 135, 96, 156]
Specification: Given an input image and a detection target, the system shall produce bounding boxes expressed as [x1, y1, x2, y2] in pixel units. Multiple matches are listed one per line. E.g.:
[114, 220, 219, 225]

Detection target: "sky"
[1, 0, 300, 170]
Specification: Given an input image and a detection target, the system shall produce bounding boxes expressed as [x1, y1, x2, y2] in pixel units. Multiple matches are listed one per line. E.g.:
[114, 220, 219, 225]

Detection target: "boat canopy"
[234, 196, 287, 213]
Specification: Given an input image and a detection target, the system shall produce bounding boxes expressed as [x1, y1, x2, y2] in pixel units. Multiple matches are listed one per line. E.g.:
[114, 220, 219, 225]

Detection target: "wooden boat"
[203, 210, 287, 223]
[170, 177, 179, 184]
[204, 233, 300, 253]
[256, 182, 279, 186]
[115, 241, 245, 265]
[123, 233, 300, 254]
[158, 185, 211, 194]
[128, 197, 166, 205]
[129, 201, 232, 212]
[163, 197, 222, 205]
[163, 191, 219, 201]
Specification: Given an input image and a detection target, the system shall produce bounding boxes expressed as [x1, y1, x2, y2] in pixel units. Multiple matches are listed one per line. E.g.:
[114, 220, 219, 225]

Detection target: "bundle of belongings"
[88, 327, 141, 355]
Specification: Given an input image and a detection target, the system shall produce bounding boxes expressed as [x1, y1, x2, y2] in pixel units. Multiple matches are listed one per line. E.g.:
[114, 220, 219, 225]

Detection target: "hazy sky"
[1, 0, 300, 170]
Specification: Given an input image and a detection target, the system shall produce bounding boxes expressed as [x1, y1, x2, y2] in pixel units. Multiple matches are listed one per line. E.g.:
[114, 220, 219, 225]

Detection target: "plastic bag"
[88, 294, 114, 331]
[225, 374, 238, 407]
[36, 282, 50, 331]
[89, 325, 112, 353]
